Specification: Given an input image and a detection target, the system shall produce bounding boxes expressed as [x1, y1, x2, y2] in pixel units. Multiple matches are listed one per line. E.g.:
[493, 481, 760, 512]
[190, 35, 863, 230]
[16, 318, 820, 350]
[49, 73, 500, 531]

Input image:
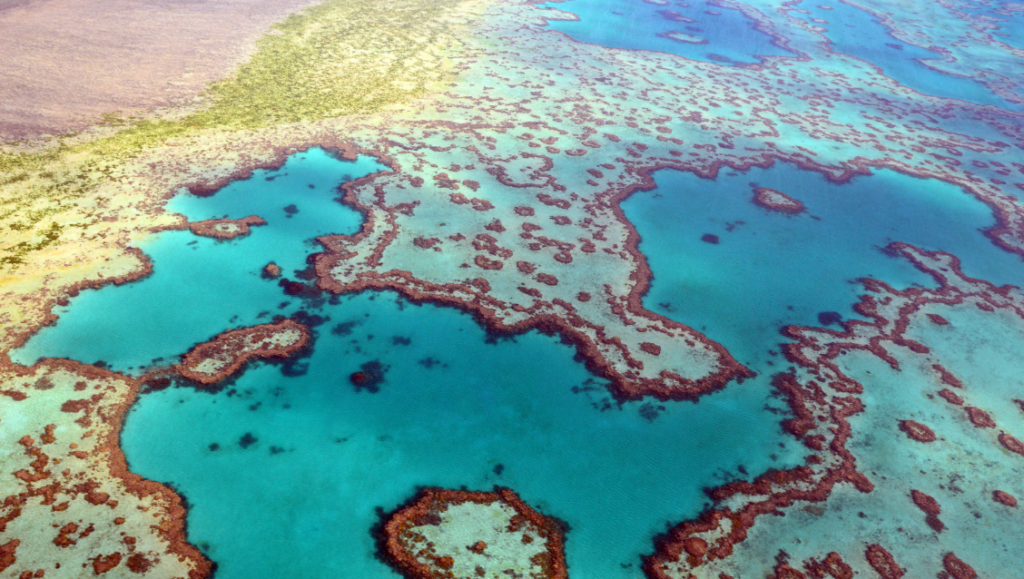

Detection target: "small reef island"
[188, 215, 267, 240]
[751, 186, 805, 215]
[176, 319, 311, 385]
[381, 488, 567, 579]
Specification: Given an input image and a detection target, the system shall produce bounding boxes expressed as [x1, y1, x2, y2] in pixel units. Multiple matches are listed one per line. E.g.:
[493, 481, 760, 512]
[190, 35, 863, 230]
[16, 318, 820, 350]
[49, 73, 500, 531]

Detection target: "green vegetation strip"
[0, 0, 469, 269]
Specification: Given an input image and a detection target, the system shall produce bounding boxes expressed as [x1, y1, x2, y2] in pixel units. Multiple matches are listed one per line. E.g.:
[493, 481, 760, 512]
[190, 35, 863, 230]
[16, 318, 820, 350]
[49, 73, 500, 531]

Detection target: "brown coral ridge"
[180, 138, 385, 198]
[379, 487, 567, 579]
[177, 318, 311, 385]
[752, 186, 806, 215]
[314, 155, 754, 404]
[642, 242, 1024, 578]
[0, 356, 212, 578]
[188, 215, 267, 240]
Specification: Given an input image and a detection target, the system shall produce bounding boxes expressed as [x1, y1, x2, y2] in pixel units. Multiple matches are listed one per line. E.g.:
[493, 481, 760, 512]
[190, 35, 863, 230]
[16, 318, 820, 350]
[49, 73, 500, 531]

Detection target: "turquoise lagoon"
[14, 140, 1024, 578]
[540, 0, 793, 65]
[620, 163, 1024, 369]
[13, 150, 798, 579]
[12, 149, 387, 372]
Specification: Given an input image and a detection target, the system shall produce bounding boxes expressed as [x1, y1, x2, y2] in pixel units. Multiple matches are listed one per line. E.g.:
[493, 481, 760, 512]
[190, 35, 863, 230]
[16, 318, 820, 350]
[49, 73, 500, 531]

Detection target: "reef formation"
[177, 319, 310, 385]
[643, 243, 1024, 578]
[381, 487, 567, 579]
[0, 358, 210, 578]
[187, 215, 267, 240]
[1, 0, 1024, 576]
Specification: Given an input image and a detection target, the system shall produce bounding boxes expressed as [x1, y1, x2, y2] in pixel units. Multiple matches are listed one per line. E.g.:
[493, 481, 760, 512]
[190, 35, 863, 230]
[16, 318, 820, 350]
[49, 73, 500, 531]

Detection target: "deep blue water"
[540, 0, 793, 65]
[792, 1, 1024, 110]
[15, 149, 797, 579]
[958, 0, 1024, 50]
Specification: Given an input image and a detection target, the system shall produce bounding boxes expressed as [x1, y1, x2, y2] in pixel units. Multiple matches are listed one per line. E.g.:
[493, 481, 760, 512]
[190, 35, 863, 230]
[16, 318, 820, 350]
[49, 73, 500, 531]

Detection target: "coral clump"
[910, 489, 944, 532]
[262, 262, 282, 279]
[942, 553, 977, 579]
[999, 433, 1024, 456]
[992, 490, 1017, 507]
[898, 420, 936, 442]
[864, 544, 904, 579]
[189, 215, 267, 239]
[381, 487, 566, 579]
[964, 407, 996, 428]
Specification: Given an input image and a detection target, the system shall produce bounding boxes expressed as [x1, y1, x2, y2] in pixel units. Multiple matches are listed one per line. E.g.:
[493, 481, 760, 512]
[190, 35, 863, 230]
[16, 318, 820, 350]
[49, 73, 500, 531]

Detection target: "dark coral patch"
[992, 490, 1017, 507]
[898, 420, 936, 442]
[350, 360, 387, 393]
[817, 311, 842, 326]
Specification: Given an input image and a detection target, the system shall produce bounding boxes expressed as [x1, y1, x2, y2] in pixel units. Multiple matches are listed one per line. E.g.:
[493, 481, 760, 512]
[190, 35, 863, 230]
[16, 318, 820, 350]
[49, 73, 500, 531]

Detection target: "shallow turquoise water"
[21, 148, 1022, 578]
[540, 0, 792, 65]
[620, 163, 1024, 368]
[11, 148, 388, 372]
[19, 150, 797, 579]
[122, 294, 790, 579]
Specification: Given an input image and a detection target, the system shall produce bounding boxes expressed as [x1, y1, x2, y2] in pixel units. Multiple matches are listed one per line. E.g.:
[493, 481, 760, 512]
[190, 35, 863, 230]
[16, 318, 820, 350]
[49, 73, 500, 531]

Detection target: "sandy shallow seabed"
[2, 0, 1024, 576]
[0, 358, 209, 578]
[0, 0, 325, 143]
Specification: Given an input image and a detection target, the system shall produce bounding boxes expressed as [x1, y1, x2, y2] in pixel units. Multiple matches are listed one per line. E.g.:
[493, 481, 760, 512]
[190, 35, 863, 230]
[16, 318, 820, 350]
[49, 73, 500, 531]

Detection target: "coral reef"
[0, 358, 210, 578]
[380, 487, 567, 579]
[177, 319, 310, 385]
[188, 215, 267, 240]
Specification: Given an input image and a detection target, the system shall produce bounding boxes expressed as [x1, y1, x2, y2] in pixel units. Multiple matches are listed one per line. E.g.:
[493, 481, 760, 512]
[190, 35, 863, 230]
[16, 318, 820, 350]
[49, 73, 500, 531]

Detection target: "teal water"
[122, 294, 790, 579]
[792, 1, 1024, 110]
[540, 0, 792, 65]
[11, 148, 388, 372]
[620, 164, 1024, 368]
[17, 150, 797, 578]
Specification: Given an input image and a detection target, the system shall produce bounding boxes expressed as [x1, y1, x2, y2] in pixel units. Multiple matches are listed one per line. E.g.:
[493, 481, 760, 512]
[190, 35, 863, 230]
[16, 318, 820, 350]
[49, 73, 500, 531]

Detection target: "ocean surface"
[14, 149, 799, 579]
[622, 163, 1024, 369]
[788, 0, 1024, 109]
[20, 132, 1022, 577]
[540, 0, 792, 65]
[543, 0, 1023, 110]
[10, 3, 1024, 577]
